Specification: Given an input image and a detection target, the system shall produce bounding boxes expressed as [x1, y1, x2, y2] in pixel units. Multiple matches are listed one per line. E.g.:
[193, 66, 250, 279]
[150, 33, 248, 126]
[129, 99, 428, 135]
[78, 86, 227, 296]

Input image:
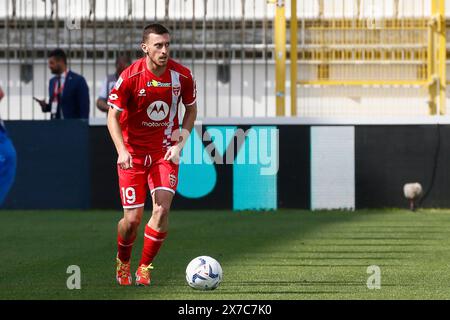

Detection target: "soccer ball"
[185, 256, 223, 290]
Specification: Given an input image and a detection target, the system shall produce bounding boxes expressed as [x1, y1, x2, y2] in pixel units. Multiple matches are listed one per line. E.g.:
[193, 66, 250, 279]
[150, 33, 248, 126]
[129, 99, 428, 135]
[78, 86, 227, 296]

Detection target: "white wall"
[311, 126, 355, 210]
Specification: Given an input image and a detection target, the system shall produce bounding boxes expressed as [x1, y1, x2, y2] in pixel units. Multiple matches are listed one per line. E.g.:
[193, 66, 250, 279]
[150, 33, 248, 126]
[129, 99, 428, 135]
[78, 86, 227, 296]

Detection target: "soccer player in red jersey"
[107, 23, 197, 286]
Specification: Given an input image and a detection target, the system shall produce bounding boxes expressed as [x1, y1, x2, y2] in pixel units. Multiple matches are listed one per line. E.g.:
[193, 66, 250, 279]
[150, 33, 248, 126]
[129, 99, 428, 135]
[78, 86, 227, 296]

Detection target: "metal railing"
[2, 0, 450, 120]
[278, 0, 448, 117]
[0, 0, 275, 120]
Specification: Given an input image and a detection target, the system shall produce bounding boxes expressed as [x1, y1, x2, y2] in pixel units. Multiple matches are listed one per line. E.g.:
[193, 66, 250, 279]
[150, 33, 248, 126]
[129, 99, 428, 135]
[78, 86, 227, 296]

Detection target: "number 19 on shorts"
[121, 187, 136, 204]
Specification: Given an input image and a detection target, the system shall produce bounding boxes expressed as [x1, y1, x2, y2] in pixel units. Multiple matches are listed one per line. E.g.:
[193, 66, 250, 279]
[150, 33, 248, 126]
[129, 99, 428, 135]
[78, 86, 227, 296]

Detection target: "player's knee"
[123, 211, 142, 230]
[127, 218, 141, 230]
[152, 204, 169, 219]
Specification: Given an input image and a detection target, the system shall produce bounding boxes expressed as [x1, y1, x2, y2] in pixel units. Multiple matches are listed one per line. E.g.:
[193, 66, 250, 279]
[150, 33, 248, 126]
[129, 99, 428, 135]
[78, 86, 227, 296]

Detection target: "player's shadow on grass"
[0, 209, 441, 299]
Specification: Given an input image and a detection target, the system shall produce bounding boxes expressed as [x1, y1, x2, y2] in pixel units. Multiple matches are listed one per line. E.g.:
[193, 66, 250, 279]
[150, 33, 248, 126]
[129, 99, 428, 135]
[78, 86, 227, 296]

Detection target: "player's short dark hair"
[142, 23, 170, 42]
[48, 48, 67, 65]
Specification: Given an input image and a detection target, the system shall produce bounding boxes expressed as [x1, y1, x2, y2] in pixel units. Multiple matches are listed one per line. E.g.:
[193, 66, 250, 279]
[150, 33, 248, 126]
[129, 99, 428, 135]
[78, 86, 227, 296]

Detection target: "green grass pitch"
[1, 209, 450, 300]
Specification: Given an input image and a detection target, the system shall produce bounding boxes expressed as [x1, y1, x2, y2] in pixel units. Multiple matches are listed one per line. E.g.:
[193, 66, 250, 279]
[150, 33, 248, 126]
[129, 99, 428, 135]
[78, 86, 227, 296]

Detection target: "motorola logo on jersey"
[147, 101, 169, 121]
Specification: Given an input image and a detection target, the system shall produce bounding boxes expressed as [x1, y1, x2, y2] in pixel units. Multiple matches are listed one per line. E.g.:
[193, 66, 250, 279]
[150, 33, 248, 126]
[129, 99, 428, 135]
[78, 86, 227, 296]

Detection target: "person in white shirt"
[96, 55, 131, 113]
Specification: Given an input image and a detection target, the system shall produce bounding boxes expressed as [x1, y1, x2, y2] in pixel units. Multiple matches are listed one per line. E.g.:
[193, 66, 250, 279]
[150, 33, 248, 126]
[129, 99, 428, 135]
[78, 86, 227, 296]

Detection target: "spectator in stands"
[96, 55, 131, 113]
[34, 48, 90, 119]
[0, 85, 17, 206]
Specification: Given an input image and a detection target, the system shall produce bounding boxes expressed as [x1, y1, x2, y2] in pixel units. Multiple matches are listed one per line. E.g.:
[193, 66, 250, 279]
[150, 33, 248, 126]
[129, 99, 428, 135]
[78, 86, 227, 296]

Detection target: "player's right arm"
[107, 75, 133, 170]
[107, 108, 133, 170]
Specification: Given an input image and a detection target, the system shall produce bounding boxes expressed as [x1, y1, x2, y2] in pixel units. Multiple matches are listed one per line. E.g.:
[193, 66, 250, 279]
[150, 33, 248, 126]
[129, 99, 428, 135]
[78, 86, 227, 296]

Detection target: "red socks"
[139, 225, 167, 266]
[117, 233, 136, 262]
[118, 225, 167, 266]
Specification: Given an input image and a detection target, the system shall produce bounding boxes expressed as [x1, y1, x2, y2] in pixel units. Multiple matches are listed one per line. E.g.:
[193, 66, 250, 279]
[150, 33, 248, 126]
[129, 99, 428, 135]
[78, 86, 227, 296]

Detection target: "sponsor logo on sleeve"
[109, 93, 118, 100]
[114, 77, 123, 90]
[191, 73, 197, 99]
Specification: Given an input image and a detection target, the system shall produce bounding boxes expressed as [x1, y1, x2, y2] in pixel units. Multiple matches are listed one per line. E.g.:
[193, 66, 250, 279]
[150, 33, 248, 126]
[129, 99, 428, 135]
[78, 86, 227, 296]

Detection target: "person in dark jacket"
[35, 48, 90, 119]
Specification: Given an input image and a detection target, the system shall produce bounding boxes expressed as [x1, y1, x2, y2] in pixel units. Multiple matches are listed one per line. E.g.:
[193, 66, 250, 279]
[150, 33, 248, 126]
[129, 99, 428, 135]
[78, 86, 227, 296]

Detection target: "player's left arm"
[178, 102, 197, 147]
[164, 102, 197, 164]
[165, 70, 198, 164]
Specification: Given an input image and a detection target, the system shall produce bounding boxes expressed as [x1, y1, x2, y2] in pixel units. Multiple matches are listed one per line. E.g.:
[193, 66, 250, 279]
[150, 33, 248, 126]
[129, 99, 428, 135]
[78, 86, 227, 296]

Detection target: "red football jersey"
[107, 57, 196, 155]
